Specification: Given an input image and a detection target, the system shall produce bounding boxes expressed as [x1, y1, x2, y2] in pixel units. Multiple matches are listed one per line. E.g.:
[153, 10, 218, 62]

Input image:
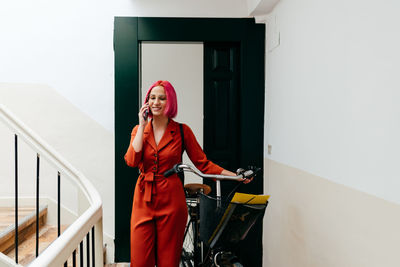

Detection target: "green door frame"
[114, 17, 265, 264]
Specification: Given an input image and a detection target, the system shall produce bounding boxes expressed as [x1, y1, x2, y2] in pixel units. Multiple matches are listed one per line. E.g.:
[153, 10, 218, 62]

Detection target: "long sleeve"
[183, 124, 224, 175]
[124, 125, 142, 167]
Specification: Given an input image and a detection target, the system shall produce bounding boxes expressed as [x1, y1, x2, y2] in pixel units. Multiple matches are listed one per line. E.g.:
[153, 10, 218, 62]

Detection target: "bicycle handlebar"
[163, 163, 261, 181]
[164, 164, 181, 178]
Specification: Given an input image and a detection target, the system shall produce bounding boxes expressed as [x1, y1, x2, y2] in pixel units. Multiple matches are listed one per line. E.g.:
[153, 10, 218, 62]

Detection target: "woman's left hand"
[239, 177, 253, 184]
[221, 169, 254, 184]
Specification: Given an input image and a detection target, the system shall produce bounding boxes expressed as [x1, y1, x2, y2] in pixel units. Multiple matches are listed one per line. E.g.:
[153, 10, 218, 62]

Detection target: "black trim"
[178, 123, 185, 185]
[114, 17, 139, 262]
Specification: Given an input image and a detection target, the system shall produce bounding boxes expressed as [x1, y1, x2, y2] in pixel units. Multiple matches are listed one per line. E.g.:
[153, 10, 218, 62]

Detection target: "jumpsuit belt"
[138, 172, 165, 202]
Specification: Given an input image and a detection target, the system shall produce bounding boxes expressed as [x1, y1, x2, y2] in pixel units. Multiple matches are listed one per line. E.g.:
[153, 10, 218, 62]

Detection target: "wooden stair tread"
[6, 224, 68, 266]
[0, 206, 89, 266]
[0, 205, 48, 254]
[0, 207, 37, 233]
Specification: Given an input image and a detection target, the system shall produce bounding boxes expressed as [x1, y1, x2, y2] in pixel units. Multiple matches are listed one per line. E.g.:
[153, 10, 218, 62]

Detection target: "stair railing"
[0, 104, 103, 267]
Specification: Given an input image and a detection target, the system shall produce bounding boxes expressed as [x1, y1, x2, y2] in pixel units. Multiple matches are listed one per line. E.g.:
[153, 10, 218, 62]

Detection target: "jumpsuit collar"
[143, 120, 157, 151]
[143, 119, 178, 152]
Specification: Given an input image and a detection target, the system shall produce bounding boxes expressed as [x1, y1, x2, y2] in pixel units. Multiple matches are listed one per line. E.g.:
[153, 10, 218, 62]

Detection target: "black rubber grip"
[164, 163, 181, 177]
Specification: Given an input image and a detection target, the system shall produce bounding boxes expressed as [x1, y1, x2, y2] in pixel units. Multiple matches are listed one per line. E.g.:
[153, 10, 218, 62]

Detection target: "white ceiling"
[247, 0, 280, 16]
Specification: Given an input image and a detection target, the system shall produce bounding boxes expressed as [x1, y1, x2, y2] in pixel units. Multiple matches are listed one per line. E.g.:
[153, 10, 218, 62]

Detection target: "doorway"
[141, 42, 204, 185]
[114, 17, 265, 266]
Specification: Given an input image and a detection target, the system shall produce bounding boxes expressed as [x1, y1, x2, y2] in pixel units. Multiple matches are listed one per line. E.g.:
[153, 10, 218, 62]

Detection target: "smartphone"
[143, 99, 150, 120]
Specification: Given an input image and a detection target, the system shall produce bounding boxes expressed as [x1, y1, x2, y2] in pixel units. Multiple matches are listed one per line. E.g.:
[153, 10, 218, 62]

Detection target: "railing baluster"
[86, 233, 90, 267]
[14, 134, 18, 264]
[58, 171, 61, 237]
[80, 241, 84, 267]
[58, 170, 66, 267]
[72, 249, 76, 267]
[36, 153, 40, 257]
[2, 106, 103, 267]
[91, 227, 95, 267]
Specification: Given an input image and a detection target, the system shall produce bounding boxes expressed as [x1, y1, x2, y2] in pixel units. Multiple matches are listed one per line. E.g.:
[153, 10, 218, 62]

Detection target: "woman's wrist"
[221, 169, 236, 176]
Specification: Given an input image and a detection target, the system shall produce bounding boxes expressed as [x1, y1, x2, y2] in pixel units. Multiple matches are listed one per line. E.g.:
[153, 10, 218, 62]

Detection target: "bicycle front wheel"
[181, 199, 201, 267]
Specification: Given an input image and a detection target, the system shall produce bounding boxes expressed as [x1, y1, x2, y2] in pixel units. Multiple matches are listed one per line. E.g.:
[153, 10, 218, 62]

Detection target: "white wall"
[0, 83, 114, 262]
[257, 1, 400, 266]
[263, 0, 400, 205]
[141, 42, 204, 184]
[0, 0, 251, 263]
[0, 122, 78, 216]
[0, 0, 116, 132]
[130, 0, 248, 17]
[248, 0, 280, 15]
[0, 0, 248, 133]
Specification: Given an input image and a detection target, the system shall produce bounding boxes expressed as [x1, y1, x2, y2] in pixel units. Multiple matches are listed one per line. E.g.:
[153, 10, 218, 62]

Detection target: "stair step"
[6, 224, 68, 266]
[105, 263, 130, 267]
[0, 205, 47, 254]
[0, 206, 95, 266]
[0, 207, 37, 233]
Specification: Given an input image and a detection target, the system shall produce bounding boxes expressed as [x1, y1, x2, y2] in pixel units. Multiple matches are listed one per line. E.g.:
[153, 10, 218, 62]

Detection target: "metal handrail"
[0, 104, 103, 267]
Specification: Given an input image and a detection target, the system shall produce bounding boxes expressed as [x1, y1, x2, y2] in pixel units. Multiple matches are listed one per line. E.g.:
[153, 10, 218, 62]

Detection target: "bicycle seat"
[184, 183, 211, 196]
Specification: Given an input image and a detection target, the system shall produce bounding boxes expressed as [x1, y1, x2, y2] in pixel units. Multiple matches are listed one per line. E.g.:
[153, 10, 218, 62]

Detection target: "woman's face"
[148, 85, 167, 118]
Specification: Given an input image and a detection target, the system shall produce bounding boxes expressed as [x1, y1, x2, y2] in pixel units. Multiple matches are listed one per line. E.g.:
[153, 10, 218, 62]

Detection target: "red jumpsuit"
[125, 119, 223, 267]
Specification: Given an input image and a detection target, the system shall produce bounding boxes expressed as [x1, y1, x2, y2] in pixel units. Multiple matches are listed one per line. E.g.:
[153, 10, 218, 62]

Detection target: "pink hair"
[144, 80, 178, 118]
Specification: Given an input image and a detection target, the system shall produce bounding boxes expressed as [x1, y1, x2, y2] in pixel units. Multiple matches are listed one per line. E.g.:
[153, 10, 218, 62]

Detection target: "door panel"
[204, 43, 239, 173]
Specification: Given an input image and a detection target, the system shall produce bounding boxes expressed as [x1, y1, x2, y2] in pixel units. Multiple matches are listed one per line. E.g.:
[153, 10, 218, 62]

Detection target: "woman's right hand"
[138, 103, 149, 127]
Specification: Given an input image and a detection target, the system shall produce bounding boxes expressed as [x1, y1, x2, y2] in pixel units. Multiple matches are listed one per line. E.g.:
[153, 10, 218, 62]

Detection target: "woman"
[124, 80, 249, 267]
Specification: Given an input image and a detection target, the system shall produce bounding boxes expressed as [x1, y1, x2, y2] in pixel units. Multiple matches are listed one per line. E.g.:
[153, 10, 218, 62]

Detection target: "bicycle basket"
[199, 193, 229, 245]
[200, 193, 269, 249]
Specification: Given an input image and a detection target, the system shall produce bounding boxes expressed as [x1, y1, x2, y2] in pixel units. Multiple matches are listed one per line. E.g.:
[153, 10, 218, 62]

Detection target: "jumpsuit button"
[153, 167, 156, 171]
[154, 154, 157, 157]
[154, 161, 157, 164]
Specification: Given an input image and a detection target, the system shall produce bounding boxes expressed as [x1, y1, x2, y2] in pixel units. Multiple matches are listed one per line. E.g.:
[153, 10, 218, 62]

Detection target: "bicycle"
[164, 164, 267, 267]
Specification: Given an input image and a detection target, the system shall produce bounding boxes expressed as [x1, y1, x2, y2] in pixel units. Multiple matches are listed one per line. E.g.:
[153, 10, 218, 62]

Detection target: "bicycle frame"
[166, 163, 260, 267]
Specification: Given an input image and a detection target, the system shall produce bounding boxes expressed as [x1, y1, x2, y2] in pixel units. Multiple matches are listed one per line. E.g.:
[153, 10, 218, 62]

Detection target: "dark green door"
[203, 42, 263, 267]
[114, 17, 265, 266]
[204, 42, 240, 172]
